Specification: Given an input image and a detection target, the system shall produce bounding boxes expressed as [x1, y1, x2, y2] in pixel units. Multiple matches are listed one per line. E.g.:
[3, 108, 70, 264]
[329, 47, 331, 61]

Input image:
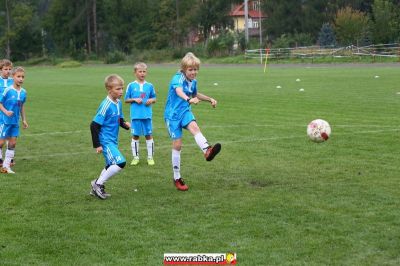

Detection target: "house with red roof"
[229, 0, 266, 37]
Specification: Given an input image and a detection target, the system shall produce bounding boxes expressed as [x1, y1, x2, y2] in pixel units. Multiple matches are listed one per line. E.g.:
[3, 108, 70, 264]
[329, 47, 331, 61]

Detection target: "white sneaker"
[90, 180, 107, 199]
[1, 167, 15, 174]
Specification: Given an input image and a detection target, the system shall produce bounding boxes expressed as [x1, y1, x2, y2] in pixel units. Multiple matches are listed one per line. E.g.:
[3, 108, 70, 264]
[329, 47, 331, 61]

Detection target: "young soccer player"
[0, 59, 14, 167]
[0, 59, 13, 93]
[90, 74, 130, 199]
[0, 67, 28, 174]
[124, 62, 156, 166]
[164, 52, 221, 191]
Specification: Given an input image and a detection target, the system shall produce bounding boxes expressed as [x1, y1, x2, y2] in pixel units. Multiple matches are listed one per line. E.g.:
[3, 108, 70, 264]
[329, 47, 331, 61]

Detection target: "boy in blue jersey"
[124, 62, 156, 166]
[0, 59, 14, 167]
[90, 74, 130, 199]
[0, 67, 28, 174]
[0, 59, 13, 93]
[164, 52, 221, 191]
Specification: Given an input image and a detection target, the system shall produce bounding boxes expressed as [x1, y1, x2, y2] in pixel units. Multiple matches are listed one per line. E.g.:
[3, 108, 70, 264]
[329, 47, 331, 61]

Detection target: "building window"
[253, 0, 260, 11]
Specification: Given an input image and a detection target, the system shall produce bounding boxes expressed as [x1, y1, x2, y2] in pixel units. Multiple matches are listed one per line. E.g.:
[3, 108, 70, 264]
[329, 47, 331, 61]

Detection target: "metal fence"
[245, 43, 400, 62]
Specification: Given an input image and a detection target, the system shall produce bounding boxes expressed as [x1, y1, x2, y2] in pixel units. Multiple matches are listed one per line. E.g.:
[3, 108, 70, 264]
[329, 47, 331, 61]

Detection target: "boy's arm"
[0, 102, 13, 116]
[20, 104, 28, 128]
[90, 121, 102, 151]
[196, 92, 217, 108]
[175, 87, 200, 105]
[119, 118, 130, 130]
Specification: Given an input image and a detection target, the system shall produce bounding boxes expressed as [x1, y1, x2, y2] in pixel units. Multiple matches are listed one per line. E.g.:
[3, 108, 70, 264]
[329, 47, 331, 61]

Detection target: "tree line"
[0, 0, 399, 62]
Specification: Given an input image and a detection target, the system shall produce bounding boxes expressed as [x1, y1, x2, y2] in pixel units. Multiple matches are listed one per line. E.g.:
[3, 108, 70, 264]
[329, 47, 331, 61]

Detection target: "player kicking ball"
[164, 52, 221, 191]
[90, 74, 130, 199]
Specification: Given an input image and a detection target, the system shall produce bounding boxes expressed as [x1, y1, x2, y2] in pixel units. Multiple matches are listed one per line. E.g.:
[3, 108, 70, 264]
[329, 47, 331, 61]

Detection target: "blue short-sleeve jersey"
[164, 71, 197, 120]
[0, 78, 13, 94]
[93, 97, 123, 145]
[124, 81, 156, 119]
[0, 87, 27, 125]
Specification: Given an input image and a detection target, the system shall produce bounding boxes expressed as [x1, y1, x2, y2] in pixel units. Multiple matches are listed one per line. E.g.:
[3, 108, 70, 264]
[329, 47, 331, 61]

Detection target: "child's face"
[1, 66, 12, 78]
[107, 83, 124, 100]
[184, 66, 198, 81]
[135, 68, 147, 82]
[13, 71, 25, 87]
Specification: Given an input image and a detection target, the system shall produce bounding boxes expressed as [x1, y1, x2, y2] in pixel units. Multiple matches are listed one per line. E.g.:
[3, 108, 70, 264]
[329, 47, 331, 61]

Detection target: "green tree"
[371, 0, 398, 43]
[318, 23, 337, 46]
[334, 6, 370, 45]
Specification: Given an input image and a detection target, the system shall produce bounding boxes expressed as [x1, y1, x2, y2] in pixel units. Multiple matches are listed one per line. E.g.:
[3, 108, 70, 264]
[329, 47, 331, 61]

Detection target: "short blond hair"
[181, 52, 200, 71]
[11, 66, 25, 76]
[134, 62, 147, 72]
[104, 74, 124, 89]
[0, 59, 13, 70]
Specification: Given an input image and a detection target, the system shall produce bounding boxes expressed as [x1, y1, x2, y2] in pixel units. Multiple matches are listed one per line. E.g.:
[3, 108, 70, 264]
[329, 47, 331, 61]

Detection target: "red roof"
[229, 1, 266, 18]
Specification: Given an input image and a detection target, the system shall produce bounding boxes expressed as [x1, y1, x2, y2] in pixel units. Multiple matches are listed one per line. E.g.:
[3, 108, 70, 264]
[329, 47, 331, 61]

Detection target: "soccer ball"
[307, 119, 331, 142]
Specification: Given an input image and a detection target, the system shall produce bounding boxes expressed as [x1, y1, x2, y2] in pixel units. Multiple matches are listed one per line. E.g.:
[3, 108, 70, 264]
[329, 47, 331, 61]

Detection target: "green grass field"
[0, 63, 399, 265]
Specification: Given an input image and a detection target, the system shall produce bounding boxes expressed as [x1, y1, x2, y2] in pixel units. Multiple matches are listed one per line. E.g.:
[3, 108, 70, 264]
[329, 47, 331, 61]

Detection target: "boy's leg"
[2, 136, 16, 173]
[91, 145, 126, 199]
[130, 137, 140, 165]
[187, 121, 221, 161]
[145, 136, 154, 165]
[172, 140, 188, 191]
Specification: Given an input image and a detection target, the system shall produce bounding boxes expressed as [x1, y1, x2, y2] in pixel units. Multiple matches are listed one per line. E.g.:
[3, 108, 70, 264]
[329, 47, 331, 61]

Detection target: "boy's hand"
[22, 120, 28, 129]
[210, 98, 217, 108]
[96, 146, 103, 154]
[5, 110, 13, 117]
[125, 121, 131, 129]
[190, 97, 200, 105]
[134, 98, 143, 104]
[145, 99, 154, 106]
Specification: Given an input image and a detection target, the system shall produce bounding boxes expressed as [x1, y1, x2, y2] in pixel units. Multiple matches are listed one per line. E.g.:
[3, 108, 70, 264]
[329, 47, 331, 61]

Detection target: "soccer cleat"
[174, 178, 189, 191]
[1, 167, 15, 174]
[91, 180, 107, 199]
[147, 158, 155, 166]
[130, 156, 140, 166]
[89, 187, 111, 198]
[204, 143, 222, 161]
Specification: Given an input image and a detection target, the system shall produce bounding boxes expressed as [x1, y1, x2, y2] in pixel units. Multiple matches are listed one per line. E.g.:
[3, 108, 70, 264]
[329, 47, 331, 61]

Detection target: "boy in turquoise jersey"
[0, 67, 28, 174]
[0, 59, 13, 93]
[90, 74, 130, 199]
[0, 59, 14, 167]
[164, 53, 221, 191]
[124, 62, 156, 166]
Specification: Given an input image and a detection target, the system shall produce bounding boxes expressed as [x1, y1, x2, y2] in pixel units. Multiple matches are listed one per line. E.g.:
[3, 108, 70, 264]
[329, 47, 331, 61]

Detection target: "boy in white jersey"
[124, 62, 156, 166]
[90, 74, 130, 199]
[0, 67, 28, 174]
[164, 52, 221, 191]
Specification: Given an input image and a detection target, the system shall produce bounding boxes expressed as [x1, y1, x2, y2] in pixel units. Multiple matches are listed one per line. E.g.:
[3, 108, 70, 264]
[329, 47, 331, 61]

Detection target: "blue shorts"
[0, 124, 19, 139]
[131, 119, 152, 136]
[102, 143, 126, 166]
[165, 111, 195, 140]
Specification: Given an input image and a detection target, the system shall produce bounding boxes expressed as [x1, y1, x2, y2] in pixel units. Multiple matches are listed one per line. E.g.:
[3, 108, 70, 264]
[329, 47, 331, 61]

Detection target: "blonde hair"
[11, 66, 25, 76]
[104, 74, 124, 89]
[134, 62, 147, 72]
[0, 59, 13, 70]
[181, 52, 200, 71]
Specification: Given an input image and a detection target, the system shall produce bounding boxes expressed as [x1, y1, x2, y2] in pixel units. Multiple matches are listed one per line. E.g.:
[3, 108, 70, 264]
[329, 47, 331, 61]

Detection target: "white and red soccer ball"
[307, 119, 331, 142]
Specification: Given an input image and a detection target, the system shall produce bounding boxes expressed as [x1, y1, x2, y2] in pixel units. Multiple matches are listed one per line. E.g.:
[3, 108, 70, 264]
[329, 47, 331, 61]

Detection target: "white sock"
[3, 149, 15, 168]
[131, 139, 139, 157]
[146, 139, 154, 159]
[96, 165, 122, 185]
[194, 132, 209, 154]
[172, 149, 181, 180]
[0, 147, 3, 161]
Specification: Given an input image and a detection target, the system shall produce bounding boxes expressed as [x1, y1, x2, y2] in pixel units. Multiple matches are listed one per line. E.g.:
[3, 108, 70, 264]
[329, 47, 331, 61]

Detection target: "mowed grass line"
[0, 64, 399, 265]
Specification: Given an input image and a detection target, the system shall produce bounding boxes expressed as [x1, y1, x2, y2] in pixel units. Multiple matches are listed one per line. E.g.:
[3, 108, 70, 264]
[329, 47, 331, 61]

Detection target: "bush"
[104, 51, 126, 64]
[57, 60, 82, 68]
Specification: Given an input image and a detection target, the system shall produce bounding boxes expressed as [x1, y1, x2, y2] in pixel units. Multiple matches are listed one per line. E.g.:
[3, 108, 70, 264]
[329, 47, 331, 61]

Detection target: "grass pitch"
[0, 63, 399, 265]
